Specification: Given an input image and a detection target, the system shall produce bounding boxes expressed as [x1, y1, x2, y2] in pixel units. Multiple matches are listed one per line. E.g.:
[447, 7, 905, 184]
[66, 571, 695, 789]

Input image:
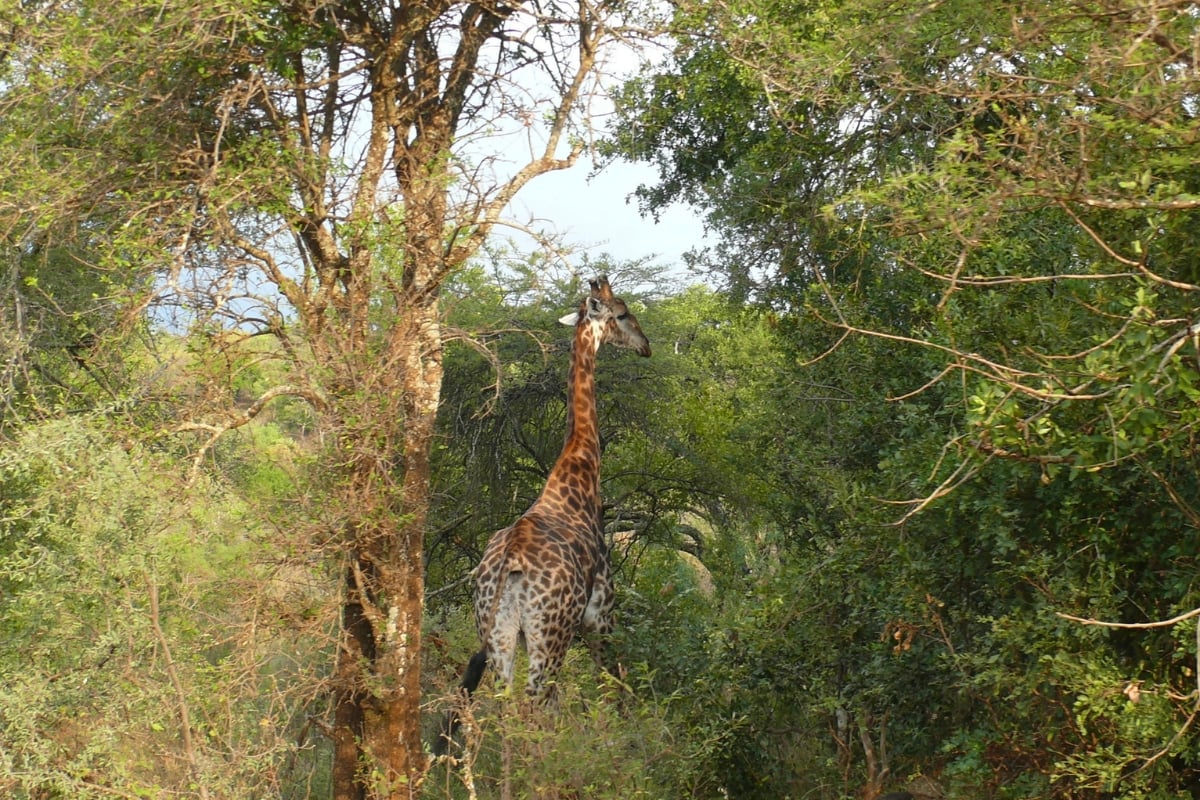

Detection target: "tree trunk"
[329, 286, 442, 799]
[332, 467, 428, 798]
[333, 556, 374, 800]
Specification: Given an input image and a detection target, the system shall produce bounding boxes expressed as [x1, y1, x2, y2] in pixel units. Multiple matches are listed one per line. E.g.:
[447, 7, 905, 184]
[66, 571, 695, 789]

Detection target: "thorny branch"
[147, 575, 209, 800]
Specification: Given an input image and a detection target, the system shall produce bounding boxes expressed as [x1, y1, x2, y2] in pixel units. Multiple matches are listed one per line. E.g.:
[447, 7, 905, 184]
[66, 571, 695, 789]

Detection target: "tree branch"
[147, 575, 208, 800]
[163, 384, 328, 483]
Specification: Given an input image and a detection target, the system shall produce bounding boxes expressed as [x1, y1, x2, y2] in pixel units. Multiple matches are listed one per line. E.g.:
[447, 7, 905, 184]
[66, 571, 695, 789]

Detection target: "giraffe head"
[558, 275, 652, 357]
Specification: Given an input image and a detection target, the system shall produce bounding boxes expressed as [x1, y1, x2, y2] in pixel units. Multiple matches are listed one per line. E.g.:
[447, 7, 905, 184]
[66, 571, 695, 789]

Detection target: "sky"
[502, 155, 709, 280]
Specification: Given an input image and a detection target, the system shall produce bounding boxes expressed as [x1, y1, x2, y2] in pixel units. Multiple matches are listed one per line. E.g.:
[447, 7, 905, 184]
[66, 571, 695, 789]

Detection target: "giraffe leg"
[487, 572, 526, 692]
[581, 572, 625, 688]
[521, 600, 576, 706]
[524, 629, 570, 707]
[582, 625, 627, 700]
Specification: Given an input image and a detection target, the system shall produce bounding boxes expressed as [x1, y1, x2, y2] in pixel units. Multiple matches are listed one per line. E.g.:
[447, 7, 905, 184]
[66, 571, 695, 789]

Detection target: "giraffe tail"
[460, 648, 489, 694]
[434, 649, 488, 755]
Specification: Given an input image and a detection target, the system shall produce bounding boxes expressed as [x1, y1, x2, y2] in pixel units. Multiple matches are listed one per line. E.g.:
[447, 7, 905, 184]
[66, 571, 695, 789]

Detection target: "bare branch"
[1056, 606, 1200, 630]
[163, 384, 328, 483]
[147, 575, 209, 800]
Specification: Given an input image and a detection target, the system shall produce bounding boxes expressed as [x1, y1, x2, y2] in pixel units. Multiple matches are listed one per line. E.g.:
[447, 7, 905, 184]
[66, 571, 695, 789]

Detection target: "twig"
[148, 574, 209, 800]
[1059, 606, 1200, 783]
[426, 573, 474, 600]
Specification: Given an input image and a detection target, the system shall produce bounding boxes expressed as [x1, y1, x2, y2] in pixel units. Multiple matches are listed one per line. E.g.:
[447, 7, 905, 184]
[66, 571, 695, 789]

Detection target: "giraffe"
[436, 275, 650, 753]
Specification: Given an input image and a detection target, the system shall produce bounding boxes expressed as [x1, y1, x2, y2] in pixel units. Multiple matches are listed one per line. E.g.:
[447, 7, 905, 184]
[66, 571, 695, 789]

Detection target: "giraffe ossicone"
[436, 275, 650, 754]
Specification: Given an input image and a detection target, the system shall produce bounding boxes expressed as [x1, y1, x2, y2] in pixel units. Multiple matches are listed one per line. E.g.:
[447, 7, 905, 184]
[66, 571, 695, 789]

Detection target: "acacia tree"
[2, 0, 638, 796]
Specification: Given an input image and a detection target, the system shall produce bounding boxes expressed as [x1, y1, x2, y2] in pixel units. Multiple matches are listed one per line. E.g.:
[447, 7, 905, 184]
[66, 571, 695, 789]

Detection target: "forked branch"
[165, 384, 329, 483]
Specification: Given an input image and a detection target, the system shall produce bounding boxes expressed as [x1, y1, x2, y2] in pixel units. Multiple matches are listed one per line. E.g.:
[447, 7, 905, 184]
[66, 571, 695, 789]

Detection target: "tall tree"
[2, 0, 635, 795]
[610, 0, 1200, 795]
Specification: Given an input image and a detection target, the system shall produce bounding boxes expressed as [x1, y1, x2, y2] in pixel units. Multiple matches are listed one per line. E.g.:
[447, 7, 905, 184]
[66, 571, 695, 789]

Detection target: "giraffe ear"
[558, 311, 580, 326]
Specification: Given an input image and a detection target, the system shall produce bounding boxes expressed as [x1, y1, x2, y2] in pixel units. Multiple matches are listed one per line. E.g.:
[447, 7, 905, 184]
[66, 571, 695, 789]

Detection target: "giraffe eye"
[615, 312, 629, 321]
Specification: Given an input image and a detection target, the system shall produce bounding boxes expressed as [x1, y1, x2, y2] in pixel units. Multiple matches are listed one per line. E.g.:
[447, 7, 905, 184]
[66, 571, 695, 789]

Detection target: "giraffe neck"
[540, 319, 602, 526]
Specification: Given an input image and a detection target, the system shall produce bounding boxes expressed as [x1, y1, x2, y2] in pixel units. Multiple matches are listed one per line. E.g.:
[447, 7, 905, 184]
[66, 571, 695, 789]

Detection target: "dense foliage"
[5, 1, 1200, 799]
[603, 0, 1200, 797]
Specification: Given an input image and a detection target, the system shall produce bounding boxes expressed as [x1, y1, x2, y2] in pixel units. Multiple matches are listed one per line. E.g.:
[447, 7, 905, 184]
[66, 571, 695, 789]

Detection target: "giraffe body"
[473, 509, 614, 697]
[437, 276, 649, 751]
